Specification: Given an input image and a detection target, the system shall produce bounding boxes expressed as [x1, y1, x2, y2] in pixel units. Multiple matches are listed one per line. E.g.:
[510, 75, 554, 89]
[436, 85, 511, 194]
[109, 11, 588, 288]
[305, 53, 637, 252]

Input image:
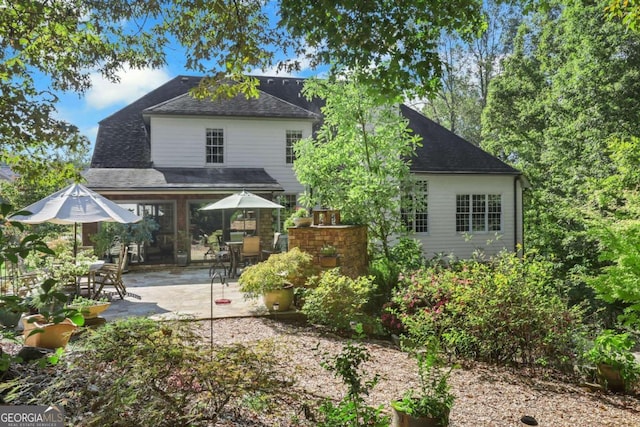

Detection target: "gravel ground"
[202, 317, 640, 427]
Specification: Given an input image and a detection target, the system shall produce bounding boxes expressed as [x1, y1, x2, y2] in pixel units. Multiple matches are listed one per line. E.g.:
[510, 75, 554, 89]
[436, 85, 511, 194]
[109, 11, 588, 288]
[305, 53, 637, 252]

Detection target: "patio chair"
[205, 232, 230, 276]
[240, 235, 261, 265]
[93, 245, 128, 299]
[261, 232, 282, 261]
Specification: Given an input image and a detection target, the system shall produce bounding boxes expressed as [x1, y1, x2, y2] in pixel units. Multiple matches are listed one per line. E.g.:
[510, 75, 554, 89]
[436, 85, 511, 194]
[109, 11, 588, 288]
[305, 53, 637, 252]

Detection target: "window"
[456, 194, 501, 233]
[277, 194, 298, 210]
[206, 128, 224, 164]
[286, 130, 302, 164]
[402, 180, 428, 233]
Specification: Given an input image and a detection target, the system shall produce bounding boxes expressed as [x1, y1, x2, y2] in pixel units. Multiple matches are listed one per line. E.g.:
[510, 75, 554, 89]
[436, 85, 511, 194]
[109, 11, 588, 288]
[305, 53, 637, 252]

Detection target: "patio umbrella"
[200, 189, 284, 231]
[10, 183, 142, 256]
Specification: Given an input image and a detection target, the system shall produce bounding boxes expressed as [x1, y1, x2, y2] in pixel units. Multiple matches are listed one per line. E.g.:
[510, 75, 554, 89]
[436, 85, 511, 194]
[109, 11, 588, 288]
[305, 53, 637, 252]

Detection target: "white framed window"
[206, 128, 224, 164]
[456, 194, 502, 233]
[286, 130, 302, 164]
[402, 180, 428, 233]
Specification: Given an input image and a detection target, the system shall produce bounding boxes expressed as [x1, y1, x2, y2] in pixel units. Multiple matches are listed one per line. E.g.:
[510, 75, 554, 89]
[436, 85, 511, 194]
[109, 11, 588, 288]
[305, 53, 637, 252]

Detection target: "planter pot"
[320, 255, 338, 268]
[391, 404, 450, 427]
[293, 217, 313, 227]
[22, 314, 77, 349]
[597, 363, 626, 392]
[176, 252, 188, 267]
[0, 308, 22, 328]
[262, 286, 294, 312]
[391, 334, 417, 350]
[68, 302, 111, 320]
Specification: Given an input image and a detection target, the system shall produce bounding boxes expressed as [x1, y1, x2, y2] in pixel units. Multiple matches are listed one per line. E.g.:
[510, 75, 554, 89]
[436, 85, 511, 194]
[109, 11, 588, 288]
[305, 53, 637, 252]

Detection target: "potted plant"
[22, 278, 84, 349]
[391, 339, 455, 427]
[584, 329, 640, 392]
[319, 244, 339, 268]
[67, 295, 111, 320]
[238, 248, 313, 311]
[285, 208, 312, 228]
[91, 216, 159, 265]
[176, 230, 189, 267]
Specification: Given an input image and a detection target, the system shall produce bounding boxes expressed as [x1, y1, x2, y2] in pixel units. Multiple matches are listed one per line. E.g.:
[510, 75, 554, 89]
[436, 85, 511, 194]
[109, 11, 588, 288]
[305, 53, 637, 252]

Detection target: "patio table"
[76, 260, 105, 297]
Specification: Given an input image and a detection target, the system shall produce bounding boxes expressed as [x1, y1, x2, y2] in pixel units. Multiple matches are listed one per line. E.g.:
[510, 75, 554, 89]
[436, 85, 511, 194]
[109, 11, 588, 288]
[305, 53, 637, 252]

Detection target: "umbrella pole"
[73, 222, 78, 259]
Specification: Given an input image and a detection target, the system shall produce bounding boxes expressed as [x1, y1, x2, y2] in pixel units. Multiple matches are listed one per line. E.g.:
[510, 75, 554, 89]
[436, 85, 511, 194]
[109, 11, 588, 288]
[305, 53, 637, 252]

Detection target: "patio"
[101, 266, 268, 322]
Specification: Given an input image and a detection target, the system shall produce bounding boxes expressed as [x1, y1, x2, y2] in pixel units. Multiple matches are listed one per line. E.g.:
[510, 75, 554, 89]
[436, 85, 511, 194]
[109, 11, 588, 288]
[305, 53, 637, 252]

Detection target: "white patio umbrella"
[200, 189, 284, 231]
[11, 183, 142, 256]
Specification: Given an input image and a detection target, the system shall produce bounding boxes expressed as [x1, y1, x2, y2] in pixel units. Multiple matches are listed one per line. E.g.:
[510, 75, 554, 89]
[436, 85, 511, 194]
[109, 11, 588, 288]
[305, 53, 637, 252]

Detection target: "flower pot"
[68, 302, 111, 320]
[22, 314, 77, 349]
[0, 307, 22, 328]
[320, 255, 338, 268]
[597, 363, 626, 392]
[293, 217, 313, 227]
[262, 286, 294, 312]
[176, 251, 188, 267]
[391, 405, 450, 427]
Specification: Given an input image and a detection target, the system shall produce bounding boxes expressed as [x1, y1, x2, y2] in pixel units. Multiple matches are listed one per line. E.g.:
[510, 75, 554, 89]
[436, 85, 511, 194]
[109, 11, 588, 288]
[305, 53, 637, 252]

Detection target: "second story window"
[206, 128, 224, 164]
[286, 130, 302, 164]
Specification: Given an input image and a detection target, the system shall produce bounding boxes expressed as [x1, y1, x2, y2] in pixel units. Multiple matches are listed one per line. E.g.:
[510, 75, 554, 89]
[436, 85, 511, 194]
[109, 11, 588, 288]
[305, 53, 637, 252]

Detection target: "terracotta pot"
[391, 404, 450, 427]
[22, 314, 77, 349]
[293, 217, 313, 227]
[319, 255, 338, 268]
[597, 363, 626, 392]
[68, 302, 111, 320]
[262, 286, 294, 312]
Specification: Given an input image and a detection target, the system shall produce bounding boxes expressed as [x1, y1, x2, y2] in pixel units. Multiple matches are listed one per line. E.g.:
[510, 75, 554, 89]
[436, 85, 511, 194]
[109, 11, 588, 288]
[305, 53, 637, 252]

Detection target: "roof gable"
[401, 104, 519, 174]
[143, 88, 320, 120]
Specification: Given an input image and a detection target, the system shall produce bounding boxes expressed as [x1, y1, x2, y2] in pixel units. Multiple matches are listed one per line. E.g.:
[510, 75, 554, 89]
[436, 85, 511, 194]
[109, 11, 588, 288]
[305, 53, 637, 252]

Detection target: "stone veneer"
[288, 225, 368, 278]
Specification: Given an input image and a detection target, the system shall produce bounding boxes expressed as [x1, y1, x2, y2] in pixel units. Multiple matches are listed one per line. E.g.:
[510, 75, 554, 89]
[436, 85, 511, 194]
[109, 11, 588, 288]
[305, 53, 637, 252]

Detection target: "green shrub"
[315, 332, 389, 426]
[368, 238, 426, 314]
[389, 237, 425, 272]
[584, 329, 640, 391]
[303, 269, 377, 331]
[385, 251, 582, 369]
[12, 317, 288, 426]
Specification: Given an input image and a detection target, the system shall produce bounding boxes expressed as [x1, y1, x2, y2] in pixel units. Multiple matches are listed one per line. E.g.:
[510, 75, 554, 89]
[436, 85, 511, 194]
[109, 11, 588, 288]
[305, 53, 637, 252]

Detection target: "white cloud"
[86, 67, 171, 110]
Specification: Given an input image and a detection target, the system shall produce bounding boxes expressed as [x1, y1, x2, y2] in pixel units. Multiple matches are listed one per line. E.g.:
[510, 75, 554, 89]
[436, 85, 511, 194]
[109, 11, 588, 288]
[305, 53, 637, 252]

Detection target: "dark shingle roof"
[84, 167, 282, 191]
[401, 105, 519, 174]
[90, 75, 519, 176]
[91, 76, 202, 168]
[144, 88, 320, 120]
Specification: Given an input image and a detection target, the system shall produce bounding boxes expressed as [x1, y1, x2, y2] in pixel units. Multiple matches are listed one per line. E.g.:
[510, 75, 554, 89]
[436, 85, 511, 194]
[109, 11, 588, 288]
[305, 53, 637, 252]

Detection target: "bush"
[315, 332, 389, 426]
[389, 237, 425, 272]
[8, 318, 288, 426]
[385, 251, 582, 369]
[303, 269, 377, 331]
[368, 238, 426, 313]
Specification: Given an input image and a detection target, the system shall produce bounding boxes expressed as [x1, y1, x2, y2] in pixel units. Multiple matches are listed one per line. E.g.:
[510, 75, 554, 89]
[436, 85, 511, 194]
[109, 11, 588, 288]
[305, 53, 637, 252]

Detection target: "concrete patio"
[101, 266, 269, 322]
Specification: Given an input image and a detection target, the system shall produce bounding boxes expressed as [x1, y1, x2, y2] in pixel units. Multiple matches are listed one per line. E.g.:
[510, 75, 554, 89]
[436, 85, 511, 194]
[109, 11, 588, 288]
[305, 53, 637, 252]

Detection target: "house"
[84, 75, 524, 264]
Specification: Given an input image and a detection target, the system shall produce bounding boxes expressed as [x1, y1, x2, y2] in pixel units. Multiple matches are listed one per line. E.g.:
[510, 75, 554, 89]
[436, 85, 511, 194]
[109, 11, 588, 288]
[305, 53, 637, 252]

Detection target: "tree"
[293, 78, 421, 258]
[421, 0, 522, 146]
[481, 0, 640, 306]
[586, 137, 640, 326]
[606, 0, 640, 31]
[279, 0, 486, 100]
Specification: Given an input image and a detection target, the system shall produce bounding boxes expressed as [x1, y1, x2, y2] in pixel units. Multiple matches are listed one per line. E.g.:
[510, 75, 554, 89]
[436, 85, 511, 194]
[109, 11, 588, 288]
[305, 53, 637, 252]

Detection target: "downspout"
[513, 175, 523, 256]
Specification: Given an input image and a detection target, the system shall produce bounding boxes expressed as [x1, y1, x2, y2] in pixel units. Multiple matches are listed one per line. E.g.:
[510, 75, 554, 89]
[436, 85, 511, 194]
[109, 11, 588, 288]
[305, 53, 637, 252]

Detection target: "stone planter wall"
[288, 225, 368, 278]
